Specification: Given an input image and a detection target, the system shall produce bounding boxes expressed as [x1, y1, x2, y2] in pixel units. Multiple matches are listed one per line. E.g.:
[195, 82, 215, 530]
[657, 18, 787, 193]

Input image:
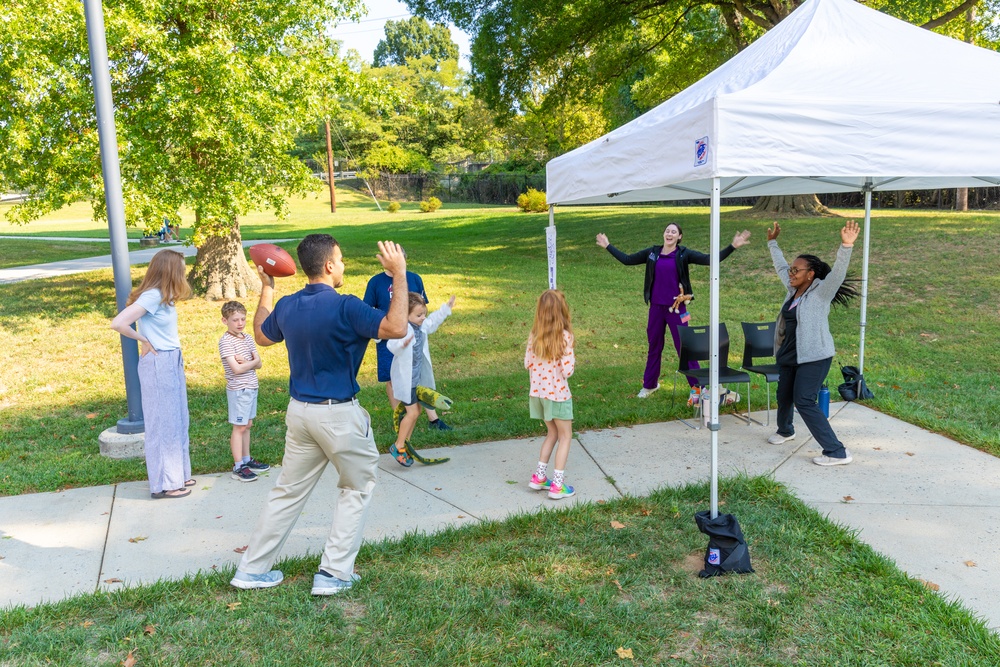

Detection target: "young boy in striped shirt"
[219, 301, 270, 482]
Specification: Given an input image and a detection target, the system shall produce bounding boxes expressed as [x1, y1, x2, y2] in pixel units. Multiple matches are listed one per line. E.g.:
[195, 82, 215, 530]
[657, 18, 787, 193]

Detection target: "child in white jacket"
[387, 291, 455, 466]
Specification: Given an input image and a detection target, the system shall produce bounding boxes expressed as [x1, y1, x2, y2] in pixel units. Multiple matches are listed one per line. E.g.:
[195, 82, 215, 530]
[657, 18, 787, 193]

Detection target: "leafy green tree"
[405, 0, 995, 212]
[0, 0, 360, 299]
[373, 16, 460, 67]
[407, 0, 996, 114]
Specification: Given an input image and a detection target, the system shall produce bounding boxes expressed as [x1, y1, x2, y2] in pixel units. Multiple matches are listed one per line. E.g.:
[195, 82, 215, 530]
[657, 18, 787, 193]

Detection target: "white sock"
[535, 462, 548, 478]
[553, 469, 565, 486]
[242, 455, 251, 465]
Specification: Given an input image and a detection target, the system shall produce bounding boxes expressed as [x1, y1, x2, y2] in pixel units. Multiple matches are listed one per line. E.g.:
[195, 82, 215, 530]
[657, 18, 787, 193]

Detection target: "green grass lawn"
[1, 191, 999, 497]
[0, 238, 113, 269]
[2, 478, 998, 665]
[0, 200, 146, 239]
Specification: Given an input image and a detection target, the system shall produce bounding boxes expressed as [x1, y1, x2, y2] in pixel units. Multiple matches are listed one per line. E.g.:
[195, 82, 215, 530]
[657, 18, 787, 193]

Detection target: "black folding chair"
[672, 323, 754, 429]
[740, 321, 781, 426]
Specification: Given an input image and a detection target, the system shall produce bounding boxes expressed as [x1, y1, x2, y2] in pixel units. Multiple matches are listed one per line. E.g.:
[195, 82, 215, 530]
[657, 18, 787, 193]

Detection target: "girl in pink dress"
[524, 290, 576, 500]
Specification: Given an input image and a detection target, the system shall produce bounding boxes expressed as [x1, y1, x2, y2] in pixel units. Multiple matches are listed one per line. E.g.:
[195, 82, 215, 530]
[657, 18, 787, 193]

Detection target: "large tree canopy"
[405, 0, 995, 115]
[0, 0, 360, 298]
[373, 16, 460, 67]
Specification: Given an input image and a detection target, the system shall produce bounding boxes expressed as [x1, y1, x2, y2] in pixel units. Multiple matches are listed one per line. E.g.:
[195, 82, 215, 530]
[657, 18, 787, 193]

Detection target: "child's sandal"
[389, 443, 414, 467]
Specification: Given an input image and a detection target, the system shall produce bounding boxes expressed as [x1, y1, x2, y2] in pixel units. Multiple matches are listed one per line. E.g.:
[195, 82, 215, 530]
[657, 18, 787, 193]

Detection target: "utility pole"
[84, 0, 144, 436]
[325, 120, 336, 213]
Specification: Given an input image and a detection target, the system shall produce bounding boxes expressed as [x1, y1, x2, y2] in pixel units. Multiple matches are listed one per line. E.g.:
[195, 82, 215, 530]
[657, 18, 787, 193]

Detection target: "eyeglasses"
[787, 267, 808, 276]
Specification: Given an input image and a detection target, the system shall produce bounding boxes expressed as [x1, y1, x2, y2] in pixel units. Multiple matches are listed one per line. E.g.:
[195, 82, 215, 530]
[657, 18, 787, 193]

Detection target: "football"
[248, 243, 297, 278]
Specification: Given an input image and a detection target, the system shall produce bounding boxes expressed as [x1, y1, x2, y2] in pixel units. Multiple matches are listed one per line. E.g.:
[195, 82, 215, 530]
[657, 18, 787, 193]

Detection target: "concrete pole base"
[99, 426, 145, 459]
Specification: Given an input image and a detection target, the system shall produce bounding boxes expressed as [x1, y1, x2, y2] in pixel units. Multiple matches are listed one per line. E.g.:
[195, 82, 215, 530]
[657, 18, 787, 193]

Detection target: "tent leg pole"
[859, 186, 872, 375]
[546, 205, 557, 289]
[709, 178, 721, 520]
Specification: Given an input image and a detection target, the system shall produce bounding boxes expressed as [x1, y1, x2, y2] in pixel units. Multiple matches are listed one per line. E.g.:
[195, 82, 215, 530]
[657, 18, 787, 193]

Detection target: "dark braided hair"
[797, 254, 860, 307]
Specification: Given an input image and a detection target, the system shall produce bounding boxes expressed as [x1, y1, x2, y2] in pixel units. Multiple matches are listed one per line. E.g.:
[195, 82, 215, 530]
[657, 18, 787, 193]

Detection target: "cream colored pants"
[239, 398, 379, 580]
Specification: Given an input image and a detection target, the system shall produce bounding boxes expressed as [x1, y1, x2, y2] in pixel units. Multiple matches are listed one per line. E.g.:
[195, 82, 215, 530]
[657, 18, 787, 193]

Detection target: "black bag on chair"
[694, 511, 754, 578]
[838, 365, 874, 401]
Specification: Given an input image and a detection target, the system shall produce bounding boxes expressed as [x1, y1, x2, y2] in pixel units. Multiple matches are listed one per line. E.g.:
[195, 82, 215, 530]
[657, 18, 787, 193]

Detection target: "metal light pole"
[84, 0, 143, 433]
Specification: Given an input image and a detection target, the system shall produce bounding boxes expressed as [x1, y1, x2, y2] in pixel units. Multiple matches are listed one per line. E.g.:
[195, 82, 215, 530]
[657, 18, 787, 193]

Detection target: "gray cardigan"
[769, 240, 853, 364]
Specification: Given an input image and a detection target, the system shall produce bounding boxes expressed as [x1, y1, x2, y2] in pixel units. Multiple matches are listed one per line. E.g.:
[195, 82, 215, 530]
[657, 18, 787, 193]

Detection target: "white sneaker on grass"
[312, 571, 361, 596]
[637, 384, 660, 398]
[812, 450, 853, 466]
[230, 569, 283, 590]
[767, 432, 796, 445]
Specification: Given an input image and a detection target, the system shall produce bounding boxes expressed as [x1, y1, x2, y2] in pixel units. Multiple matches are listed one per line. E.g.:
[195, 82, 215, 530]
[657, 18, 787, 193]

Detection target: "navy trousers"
[775, 357, 846, 458]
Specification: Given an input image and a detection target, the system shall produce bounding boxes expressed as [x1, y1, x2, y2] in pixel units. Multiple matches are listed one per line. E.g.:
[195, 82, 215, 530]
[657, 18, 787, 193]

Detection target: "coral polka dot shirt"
[524, 330, 575, 402]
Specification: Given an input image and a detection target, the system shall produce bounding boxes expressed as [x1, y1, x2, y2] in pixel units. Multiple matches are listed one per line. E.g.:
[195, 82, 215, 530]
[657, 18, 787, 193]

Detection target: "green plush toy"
[391, 385, 453, 465]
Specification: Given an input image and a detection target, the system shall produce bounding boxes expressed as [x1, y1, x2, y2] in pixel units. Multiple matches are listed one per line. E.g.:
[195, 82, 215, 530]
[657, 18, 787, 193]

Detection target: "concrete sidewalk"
[0, 239, 297, 284]
[1, 403, 998, 631]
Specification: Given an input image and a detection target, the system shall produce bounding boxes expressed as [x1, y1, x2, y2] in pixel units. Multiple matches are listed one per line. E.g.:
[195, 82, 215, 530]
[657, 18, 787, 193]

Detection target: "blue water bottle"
[819, 385, 830, 418]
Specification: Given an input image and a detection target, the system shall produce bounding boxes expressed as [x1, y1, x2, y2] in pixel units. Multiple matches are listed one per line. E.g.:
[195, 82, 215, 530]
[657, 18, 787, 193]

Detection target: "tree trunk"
[188, 221, 259, 300]
[750, 193, 830, 216]
[956, 187, 969, 211]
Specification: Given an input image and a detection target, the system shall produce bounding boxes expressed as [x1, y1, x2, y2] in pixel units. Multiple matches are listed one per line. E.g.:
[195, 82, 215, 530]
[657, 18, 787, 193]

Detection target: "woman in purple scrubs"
[597, 223, 750, 400]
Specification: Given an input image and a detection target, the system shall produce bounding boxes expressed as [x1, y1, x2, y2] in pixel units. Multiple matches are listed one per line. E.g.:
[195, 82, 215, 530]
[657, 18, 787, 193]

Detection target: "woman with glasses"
[766, 220, 860, 466]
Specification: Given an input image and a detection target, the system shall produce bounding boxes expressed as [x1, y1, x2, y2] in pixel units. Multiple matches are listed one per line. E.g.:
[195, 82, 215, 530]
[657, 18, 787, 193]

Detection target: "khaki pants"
[239, 398, 379, 580]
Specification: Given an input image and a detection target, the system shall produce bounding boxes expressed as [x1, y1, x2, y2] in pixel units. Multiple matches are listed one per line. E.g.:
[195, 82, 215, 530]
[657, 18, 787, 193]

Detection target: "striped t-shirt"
[219, 332, 259, 390]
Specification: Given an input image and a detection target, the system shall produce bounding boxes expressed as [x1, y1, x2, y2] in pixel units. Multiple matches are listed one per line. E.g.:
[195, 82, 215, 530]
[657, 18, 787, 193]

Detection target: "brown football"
[248, 243, 297, 278]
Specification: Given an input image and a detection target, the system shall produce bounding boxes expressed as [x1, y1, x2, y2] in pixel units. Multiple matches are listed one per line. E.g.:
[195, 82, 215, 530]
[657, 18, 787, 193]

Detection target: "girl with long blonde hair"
[111, 250, 194, 499]
[524, 290, 576, 500]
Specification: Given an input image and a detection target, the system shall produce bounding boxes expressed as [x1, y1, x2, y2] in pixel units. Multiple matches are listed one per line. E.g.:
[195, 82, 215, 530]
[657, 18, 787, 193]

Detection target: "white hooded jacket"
[387, 302, 452, 403]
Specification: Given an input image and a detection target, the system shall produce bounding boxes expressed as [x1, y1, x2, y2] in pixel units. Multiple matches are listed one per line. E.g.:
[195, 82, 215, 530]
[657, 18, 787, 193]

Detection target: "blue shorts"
[376, 341, 392, 382]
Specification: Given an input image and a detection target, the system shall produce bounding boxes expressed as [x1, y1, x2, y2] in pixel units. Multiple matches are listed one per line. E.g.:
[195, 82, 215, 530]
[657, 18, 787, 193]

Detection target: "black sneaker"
[245, 457, 270, 472]
[232, 465, 258, 482]
[429, 419, 453, 431]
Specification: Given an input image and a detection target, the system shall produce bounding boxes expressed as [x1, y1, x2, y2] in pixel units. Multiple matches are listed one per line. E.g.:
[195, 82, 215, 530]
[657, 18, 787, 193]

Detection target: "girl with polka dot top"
[524, 290, 576, 500]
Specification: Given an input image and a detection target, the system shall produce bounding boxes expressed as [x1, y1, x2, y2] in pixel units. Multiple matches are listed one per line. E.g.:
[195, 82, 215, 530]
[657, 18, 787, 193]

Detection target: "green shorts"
[529, 396, 573, 421]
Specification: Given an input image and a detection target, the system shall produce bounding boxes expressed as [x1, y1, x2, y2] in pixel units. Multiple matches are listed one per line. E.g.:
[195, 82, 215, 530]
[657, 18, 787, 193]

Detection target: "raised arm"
[422, 296, 455, 335]
[376, 241, 409, 340]
[597, 233, 653, 265]
[253, 266, 278, 347]
[813, 220, 858, 301]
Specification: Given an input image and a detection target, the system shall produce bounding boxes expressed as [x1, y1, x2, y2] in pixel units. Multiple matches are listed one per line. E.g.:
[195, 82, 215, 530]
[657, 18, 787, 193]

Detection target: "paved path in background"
[2, 402, 998, 632]
[0, 239, 298, 284]
[0, 235, 141, 243]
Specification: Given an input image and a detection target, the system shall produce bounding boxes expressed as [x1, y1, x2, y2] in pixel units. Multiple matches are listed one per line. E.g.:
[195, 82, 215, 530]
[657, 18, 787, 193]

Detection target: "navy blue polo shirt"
[362, 271, 427, 313]
[262, 283, 384, 402]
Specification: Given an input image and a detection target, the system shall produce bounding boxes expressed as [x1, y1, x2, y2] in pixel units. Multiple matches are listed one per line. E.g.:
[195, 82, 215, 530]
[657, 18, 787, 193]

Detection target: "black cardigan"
[605, 243, 736, 305]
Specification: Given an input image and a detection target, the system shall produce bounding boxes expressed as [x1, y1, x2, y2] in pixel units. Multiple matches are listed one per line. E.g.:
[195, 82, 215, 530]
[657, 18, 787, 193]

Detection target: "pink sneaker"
[528, 472, 549, 490]
[548, 480, 576, 500]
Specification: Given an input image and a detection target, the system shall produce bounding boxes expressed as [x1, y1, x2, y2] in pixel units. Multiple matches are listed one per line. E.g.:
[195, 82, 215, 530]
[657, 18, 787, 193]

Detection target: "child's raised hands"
[446, 295, 456, 308]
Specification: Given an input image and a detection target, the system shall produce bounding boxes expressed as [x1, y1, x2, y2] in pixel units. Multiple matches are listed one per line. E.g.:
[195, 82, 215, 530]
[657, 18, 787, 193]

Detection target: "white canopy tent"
[545, 0, 1000, 517]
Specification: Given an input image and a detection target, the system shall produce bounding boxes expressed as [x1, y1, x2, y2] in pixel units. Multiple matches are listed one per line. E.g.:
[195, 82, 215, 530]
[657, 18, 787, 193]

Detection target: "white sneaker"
[813, 450, 853, 466]
[767, 432, 796, 445]
[230, 569, 283, 590]
[637, 384, 660, 398]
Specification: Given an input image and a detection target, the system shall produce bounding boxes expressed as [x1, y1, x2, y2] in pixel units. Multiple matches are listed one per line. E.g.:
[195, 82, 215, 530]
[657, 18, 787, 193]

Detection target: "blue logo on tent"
[695, 136, 709, 166]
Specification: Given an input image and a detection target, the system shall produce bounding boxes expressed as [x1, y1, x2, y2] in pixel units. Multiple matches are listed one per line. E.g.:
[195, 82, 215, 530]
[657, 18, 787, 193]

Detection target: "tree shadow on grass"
[0, 268, 121, 333]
